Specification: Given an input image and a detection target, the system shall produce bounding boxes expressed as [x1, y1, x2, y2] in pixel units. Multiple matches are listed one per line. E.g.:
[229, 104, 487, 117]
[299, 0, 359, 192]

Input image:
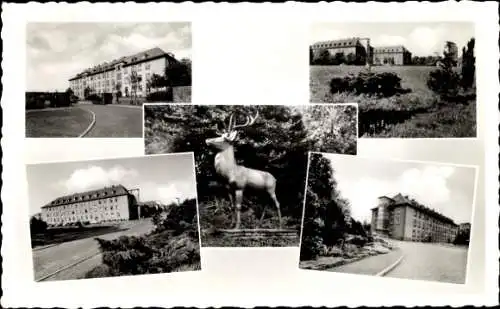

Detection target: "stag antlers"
[215, 110, 259, 140]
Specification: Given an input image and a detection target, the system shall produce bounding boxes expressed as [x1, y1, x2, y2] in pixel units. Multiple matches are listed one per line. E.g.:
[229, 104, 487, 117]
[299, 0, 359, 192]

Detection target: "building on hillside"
[310, 37, 371, 65]
[68, 47, 179, 99]
[370, 193, 459, 243]
[372, 46, 412, 65]
[41, 184, 140, 225]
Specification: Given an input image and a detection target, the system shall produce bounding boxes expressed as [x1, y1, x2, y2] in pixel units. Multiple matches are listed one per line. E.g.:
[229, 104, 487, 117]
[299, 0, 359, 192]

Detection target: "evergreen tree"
[461, 38, 475, 90]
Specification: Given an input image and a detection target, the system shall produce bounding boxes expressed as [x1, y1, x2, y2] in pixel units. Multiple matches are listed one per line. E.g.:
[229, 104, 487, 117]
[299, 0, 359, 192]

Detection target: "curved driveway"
[385, 240, 468, 284]
[78, 104, 143, 138]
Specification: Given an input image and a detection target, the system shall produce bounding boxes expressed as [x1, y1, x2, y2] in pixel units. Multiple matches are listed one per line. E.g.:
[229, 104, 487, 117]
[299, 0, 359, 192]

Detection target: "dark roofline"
[42, 184, 131, 208]
[387, 194, 457, 226]
[69, 47, 178, 81]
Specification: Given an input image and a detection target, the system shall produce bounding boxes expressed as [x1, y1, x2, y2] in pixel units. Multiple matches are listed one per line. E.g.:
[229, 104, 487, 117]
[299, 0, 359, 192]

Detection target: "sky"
[318, 153, 477, 225]
[26, 22, 192, 91]
[26, 153, 197, 215]
[310, 22, 475, 57]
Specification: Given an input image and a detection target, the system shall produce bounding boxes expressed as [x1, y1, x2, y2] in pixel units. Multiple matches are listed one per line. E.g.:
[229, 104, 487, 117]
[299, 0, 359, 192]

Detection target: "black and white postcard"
[26, 153, 201, 282]
[144, 104, 358, 247]
[299, 153, 477, 284]
[25, 22, 192, 138]
[309, 22, 476, 138]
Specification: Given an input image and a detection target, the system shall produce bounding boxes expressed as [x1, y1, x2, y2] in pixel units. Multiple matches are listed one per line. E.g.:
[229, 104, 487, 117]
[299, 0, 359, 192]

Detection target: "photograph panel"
[309, 22, 476, 138]
[299, 152, 477, 285]
[144, 104, 358, 247]
[26, 153, 201, 282]
[25, 22, 192, 138]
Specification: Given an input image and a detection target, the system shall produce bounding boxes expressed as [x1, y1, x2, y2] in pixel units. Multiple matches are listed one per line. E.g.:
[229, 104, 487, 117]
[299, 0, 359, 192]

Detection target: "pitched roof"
[388, 193, 456, 225]
[311, 37, 363, 49]
[69, 47, 177, 81]
[42, 184, 131, 208]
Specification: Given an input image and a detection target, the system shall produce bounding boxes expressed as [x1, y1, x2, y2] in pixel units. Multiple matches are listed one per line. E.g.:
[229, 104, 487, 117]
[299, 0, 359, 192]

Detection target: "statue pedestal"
[217, 228, 297, 240]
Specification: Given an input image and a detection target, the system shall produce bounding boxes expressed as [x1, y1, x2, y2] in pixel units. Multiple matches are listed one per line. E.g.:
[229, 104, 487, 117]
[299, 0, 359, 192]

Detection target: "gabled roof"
[311, 37, 362, 49]
[42, 184, 130, 208]
[69, 47, 177, 81]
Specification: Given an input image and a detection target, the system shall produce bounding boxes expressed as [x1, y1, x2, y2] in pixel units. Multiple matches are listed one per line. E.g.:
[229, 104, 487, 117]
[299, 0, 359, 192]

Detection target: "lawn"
[31, 225, 126, 248]
[310, 65, 476, 138]
[25, 107, 94, 138]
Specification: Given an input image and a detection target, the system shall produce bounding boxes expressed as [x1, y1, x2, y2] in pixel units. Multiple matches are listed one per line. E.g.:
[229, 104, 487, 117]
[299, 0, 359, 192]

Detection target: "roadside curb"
[376, 254, 404, 277]
[78, 108, 96, 138]
[35, 250, 101, 282]
[33, 243, 60, 252]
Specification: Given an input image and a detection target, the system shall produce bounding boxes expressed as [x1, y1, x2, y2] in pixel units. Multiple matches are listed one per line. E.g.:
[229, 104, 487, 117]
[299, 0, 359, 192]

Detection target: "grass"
[31, 225, 125, 248]
[310, 65, 436, 103]
[310, 65, 476, 138]
[25, 107, 93, 137]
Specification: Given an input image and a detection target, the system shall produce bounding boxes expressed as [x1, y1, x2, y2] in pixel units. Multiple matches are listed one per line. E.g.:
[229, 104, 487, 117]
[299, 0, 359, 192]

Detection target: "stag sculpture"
[205, 110, 282, 230]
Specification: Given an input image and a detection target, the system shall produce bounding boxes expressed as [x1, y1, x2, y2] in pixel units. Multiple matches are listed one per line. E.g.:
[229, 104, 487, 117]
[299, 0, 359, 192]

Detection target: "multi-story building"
[310, 37, 370, 64]
[41, 184, 140, 225]
[372, 46, 412, 65]
[68, 47, 178, 99]
[371, 193, 459, 243]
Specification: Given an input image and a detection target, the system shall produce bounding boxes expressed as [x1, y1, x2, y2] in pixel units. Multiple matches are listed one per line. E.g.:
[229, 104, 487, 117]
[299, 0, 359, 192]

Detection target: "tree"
[317, 49, 331, 65]
[333, 52, 346, 65]
[84, 86, 92, 99]
[461, 38, 475, 90]
[129, 71, 142, 105]
[165, 58, 191, 87]
[427, 41, 461, 98]
[299, 153, 353, 260]
[30, 216, 48, 235]
[345, 53, 356, 65]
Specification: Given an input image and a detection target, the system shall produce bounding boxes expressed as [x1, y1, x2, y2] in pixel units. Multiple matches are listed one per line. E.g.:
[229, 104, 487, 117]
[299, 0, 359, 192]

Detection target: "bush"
[427, 69, 460, 97]
[87, 94, 102, 104]
[146, 90, 173, 102]
[30, 216, 48, 234]
[330, 72, 411, 98]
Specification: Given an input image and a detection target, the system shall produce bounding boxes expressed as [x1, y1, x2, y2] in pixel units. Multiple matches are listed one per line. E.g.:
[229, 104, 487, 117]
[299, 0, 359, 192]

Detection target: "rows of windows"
[43, 197, 126, 224]
[314, 41, 356, 49]
[71, 61, 156, 95]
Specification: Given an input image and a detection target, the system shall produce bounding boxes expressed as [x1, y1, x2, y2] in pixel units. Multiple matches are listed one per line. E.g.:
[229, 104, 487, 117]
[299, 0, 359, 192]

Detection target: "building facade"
[41, 185, 139, 225]
[371, 193, 459, 243]
[68, 47, 178, 99]
[372, 46, 412, 65]
[310, 37, 370, 64]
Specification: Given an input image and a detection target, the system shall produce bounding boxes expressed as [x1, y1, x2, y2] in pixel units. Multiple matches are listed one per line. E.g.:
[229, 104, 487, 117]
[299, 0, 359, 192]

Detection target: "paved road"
[78, 104, 143, 138]
[329, 248, 403, 276]
[385, 240, 468, 284]
[33, 219, 154, 282]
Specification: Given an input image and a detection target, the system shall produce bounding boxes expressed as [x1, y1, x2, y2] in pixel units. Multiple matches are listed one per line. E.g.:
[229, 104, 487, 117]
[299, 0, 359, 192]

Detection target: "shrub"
[30, 216, 48, 234]
[146, 90, 173, 102]
[329, 72, 411, 98]
[427, 69, 460, 97]
[87, 94, 102, 104]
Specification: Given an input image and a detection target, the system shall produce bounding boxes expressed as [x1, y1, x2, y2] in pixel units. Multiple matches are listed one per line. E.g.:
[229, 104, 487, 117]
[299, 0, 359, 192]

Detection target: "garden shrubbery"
[88, 198, 201, 278]
[329, 72, 411, 98]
